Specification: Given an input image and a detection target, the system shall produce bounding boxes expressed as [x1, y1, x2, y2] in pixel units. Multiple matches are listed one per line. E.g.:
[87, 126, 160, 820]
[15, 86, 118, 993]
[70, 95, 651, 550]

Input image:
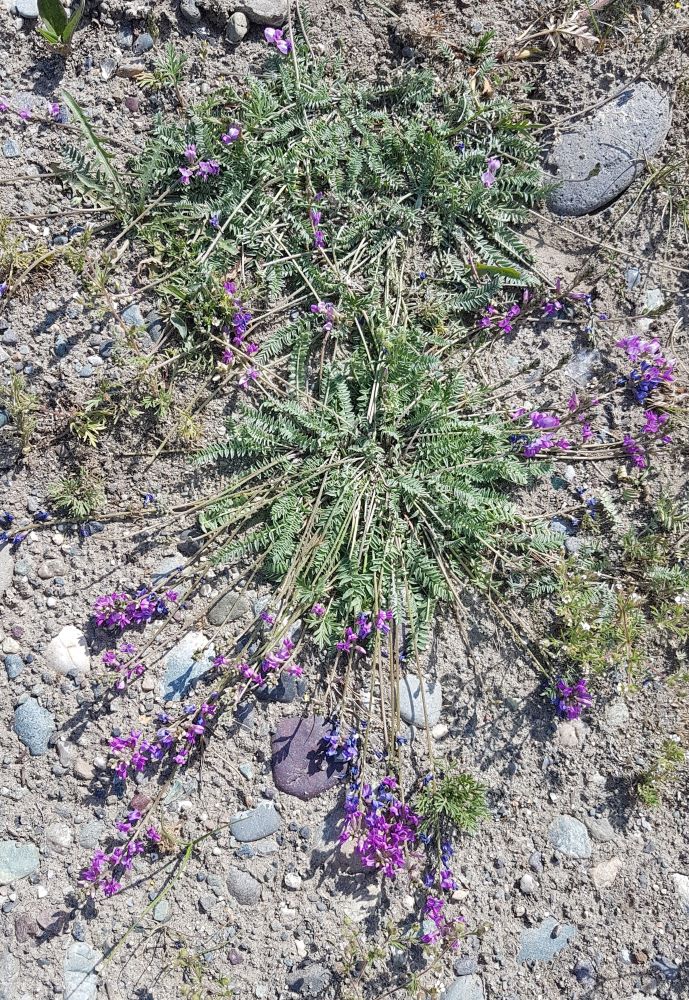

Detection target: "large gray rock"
[0, 840, 40, 884]
[517, 916, 576, 963]
[442, 976, 485, 1000]
[15, 0, 39, 17]
[0, 546, 13, 599]
[226, 11, 249, 42]
[161, 631, 215, 701]
[235, 0, 288, 26]
[230, 802, 281, 842]
[13, 699, 55, 756]
[546, 83, 671, 216]
[547, 815, 592, 858]
[63, 942, 101, 1000]
[399, 673, 442, 727]
[272, 716, 346, 800]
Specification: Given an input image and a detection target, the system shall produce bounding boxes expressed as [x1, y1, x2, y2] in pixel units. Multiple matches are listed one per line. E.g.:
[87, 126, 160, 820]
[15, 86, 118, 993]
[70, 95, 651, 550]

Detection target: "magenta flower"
[554, 677, 592, 719]
[183, 143, 197, 161]
[197, 160, 220, 180]
[313, 230, 325, 249]
[18, 108, 31, 122]
[580, 422, 593, 442]
[530, 411, 560, 430]
[264, 27, 293, 54]
[480, 156, 501, 188]
[222, 125, 241, 143]
[623, 434, 647, 469]
[641, 410, 669, 435]
[48, 102, 60, 119]
[0, 100, 8, 113]
[311, 602, 326, 617]
[238, 367, 259, 388]
[179, 166, 194, 185]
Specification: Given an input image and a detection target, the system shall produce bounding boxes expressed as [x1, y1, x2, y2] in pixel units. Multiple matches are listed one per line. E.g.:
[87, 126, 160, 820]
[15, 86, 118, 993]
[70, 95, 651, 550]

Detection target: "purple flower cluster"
[102, 642, 146, 691]
[80, 816, 161, 897]
[110, 698, 218, 779]
[336, 610, 393, 654]
[264, 27, 293, 54]
[480, 301, 521, 334]
[321, 723, 360, 765]
[178, 144, 220, 185]
[623, 434, 647, 469]
[480, 156, 501, 188]
[93, 588, 178, 630]
[341, 777, 420, 878]
[310, 301, 335, 332]
[310, 206, 325, 250]
[616, 335, 675, 404]
[222, 279, 260, 376]
[215, 634, 302, 688]
[553, 677, 592, 720]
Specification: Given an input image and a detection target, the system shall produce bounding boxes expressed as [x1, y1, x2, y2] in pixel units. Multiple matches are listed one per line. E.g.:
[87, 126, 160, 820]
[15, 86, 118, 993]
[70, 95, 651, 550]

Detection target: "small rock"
[583, 815, 617, 843]
[286, 962, 332, 997]
[45, 625, 90, 676]
[161, 631, 215, 701]
[230, 802, 281, 842]
[625, 267, 641, 290]
[4, 654, 24, 680]
[431, 723, 449, 740]
[15, 0, 38, 17]
[0, 546, 14, 598]
[133, 33, 154, 55]
[121, 303, 145, 328]
[13, 699, 55, 756]
[78, 821, 104, 851]
[398, 673, 442, 727]
[529, 851, 543, 873]
[284, 872, 302, 890]
[46, 823, 73, 851]
[2, 139, 21, 158]
[207, 591, 251, 626]
[235, 0, 288, 27]
[519, 873, 536, 895]
[0, 840, 40, 884]
[573, 960, 596, 984]
[180, 0, 202, 22]
[518, 916, 576, 963]
[73, 759, 95, 782]
[604, 700, 630, 730]
[670, 873, 689, 914]
[226, 866, 261, 906]
[643, 288, 665, 315]
[116, 24, 134, 48]
[271, 716, 346, 800]
[37, 559, 66, 580]
[226, 11, 249, 41]
[453, 957, 478, 977]
[591, 857, 623, 890]
[556, 719, 586, 748]
[547, 816, 592, 859]
[546, 83, 671, 216]
[63, 941, 102, 1000]
[239, 762, 254, 780]
[153, 898, 171, 923]
[442, 975, 485, 1000]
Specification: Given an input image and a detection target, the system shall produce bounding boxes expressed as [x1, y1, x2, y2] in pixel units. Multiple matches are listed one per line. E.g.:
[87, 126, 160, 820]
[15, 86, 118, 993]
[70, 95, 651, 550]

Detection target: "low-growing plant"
[37, 0, 85, 49]
[48, 468, 105, 521]
[416, 770, 489, 841]
[637, 738, 685, 807]
[0, 373, 39, 452]
[140, 44, 188, 105]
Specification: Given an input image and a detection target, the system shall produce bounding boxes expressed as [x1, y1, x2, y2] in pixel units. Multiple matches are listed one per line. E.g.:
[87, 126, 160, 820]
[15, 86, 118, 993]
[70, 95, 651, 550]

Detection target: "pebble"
[547, 815, 592, 859]
[643, 288, 665, 315]
[604, 699, 630, 730]
[2, 637, 20, 655]
[583, 815, 617, 843]
[0, 546, 14, 599]
[452, 957, 478, 977]
[573, 959, 596, 984]
[13, 698, 55, 756]
[239, 762, 254, 780]
[398, 673, 442, 727]
[161, 631, 215, 701]
[226, 11, 249, 42]
[284, 872, 302, 890]
[556, 719, 585, 748]
[442, 975, 485, 1000]
[230, 802, 281, 842]
[591, 856, 623, 890]
[671, 873, 689, 913]
[528, 851, 543, 873]
[14, 0, 38, 18]
[226, 866, 261, 906]
[179, 0, 202, 22]
[2, 139, 21, 158]
[546, 83, 671, 215]
[625, 267, 641, 290]
[285, 962, 332, 997]
[4, 654, 24, 680]
[271, 716, 346, 800]
[234, 0, 288, 26]
[0, 840, 40, 884]
[116, 24, 134, 48]
[45, 625, 91, 676]
[519, 873, 536, 894]
[153, 898, 171, 922]
[431, 722, 449, 740]
[78, 821, 105, 850]
[46, 823, 73, 851]
[207, 591, 251, 626]
[37, 559, 66, 580]
[517, 916, 576, 963]
[121, 303, 145, 328]
[133, 33, 154, 55]
[63, 942, 102, 1000]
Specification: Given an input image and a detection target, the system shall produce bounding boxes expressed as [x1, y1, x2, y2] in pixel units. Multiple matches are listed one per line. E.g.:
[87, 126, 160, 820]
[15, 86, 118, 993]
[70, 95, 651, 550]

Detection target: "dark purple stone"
[271, 715, 345, 801]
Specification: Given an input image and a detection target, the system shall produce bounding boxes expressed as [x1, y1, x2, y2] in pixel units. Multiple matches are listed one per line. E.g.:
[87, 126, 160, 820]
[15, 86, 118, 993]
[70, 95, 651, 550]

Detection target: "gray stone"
[64, 942, 102, 1000]
[0, 840, 40, 884]
[286, 963, 332, 997]
[399, 673, 442, 727]
[2, 139, 20, 158]
[151, 554, 183, 587]
[4, 654, 24, 680]
[0, 546, 13, 598]
[13, 699, 55, 756]
[564, 348, 600, 386]
[591, 856, 623, 889]
[116, 24, 133, 48]
[15, 0, 38, 18]
[46, 823, 73, 850]
[517, 916, 576, 963]
[604, 699, 630, 729]
[180, 0, 202, 22]
[547, 816, 591, 858]
[133, 33, 154, 55]
[452, 957, 478, 977]
[272, 716, 346, 800]
[235, 0, 287, 26]
[519, 873, 536, 894]
[153, 898, 171, 922]
[226, 865, 261, 905]
[161, 631, 215, 701]
[625, 267, 641, 290]
[546, 83, 671, 216]
[442, 975, 485, 1000]
[226, 11, 249, 42]
[207, 591, 251, 626]
[671, 873, 689, 914]
[230, 802, 281, 842]
[583, 815, 617, 843]
[121, 303, 145, 328]
[643, 288, 665, 315]
[45, 625, 90, 675]
[78, 821, 105, 851]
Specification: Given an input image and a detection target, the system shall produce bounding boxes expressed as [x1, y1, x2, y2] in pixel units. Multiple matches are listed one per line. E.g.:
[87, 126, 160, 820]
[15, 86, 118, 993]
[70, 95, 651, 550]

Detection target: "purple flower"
[623, 434, 647, 469]
[313, 230, 325, 249]
[530, 411, 560, 430]
[146, 826, 161, 843]
[222, 126, 241, 144]
[197, 160, 220, 180]
[0, 100, 8, 113]
[18, 109, 31, 122]
[209, 212, 220, 228]
[641, 410, 669, 436]
[179, 166, 194, 185]
[554, 677, 592, 720]
[184, 143, 197, 161]
[238, 367, 259, 388]
[264, 27, 293, 54]
[311, 602, 326, 618]
[0, 283, 8, 298]
[48, 102, 60, 119]
[543, 299, 563, 318]
[480, 156, 501, 188]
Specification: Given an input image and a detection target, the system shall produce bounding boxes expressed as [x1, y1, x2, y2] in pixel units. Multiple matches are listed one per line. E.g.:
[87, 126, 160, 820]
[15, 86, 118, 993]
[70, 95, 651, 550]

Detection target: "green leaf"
[37, 25, 61, 43]
[62, 0, 85, 44]
[38, 0, 67, 34]
[474, 263, 522, 279]
[61, 92, 124, 196]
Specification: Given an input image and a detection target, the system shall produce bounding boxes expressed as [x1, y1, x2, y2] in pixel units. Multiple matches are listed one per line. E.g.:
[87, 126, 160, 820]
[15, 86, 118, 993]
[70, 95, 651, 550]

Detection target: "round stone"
[398, 673, 442, 727]
[45, 625, 90, 675]
[547, 815, 592, 859]
[226, 865, 261, 906]
[271, 716, 346, 800]
[226, 11, 249, 42]
[13, 699, 55, 756]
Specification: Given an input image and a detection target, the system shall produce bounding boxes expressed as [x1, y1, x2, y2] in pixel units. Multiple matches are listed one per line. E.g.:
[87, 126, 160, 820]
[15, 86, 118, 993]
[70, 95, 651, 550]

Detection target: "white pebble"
[284, 873, 302, 891]
[37, 885, 48, 898]
[431, 723, 449, 740]
[295, 939, 306, 958]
